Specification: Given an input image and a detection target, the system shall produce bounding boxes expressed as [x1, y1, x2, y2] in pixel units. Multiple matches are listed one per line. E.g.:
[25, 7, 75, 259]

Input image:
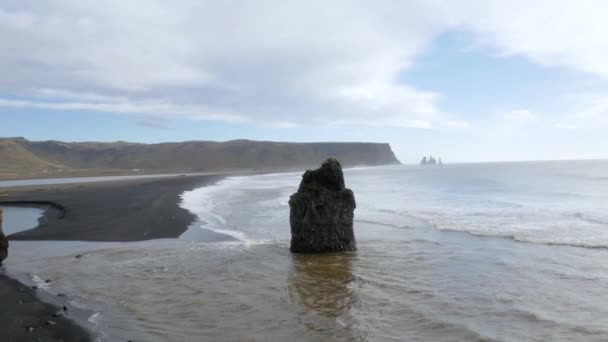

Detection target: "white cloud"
[442, 120, 471, 129]
[0, 98, 248, 123]
[1, 0, 608, 130]
[265, 121, 297, 129]
[0, 0, 449, 127]
[441, 0, 608, 78]
[504, 109, 535, 122]
[554, 122, 578, 129]
[544, 91, 608, 130]
[573, 93, 608, 121]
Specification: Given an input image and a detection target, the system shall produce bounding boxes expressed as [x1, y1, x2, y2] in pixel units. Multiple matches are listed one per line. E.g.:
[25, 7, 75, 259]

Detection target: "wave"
[181, 168, 608, 251]
[355, 219, 408, 229]
[357, 207, 608, 250]
[208, 211, 227, 225]
[180, 179, 273, 245]
[31, 274, 51, 290]
[431, 222, 608, 250]
[88, 312, 102, 326]
[205, 227, 249, 243]
[573, 212, 608, 226]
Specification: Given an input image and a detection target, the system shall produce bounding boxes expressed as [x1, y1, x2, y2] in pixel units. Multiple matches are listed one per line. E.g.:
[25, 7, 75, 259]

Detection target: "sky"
[1, 1, 608, 163]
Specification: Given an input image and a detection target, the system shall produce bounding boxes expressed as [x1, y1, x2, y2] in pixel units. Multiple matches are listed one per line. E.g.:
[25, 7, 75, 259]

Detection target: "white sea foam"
[88, 312, 102, 326]
[181, 163, 608, 249]
[180, 178, 238, 226]
[31, 274, 51, 290]
[180, 172, 299, 244]
[207, 228, 249, 242]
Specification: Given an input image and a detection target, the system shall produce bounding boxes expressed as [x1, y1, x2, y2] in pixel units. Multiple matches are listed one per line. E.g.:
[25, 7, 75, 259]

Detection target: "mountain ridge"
[0, 137, 400, 179]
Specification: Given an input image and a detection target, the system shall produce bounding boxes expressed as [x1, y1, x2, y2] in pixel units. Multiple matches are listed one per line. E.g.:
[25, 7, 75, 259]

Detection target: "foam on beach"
[186, 164, 608, 249]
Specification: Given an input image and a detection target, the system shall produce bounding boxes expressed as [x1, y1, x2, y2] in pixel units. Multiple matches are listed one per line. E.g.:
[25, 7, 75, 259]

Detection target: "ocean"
[3, 160, 608, 341]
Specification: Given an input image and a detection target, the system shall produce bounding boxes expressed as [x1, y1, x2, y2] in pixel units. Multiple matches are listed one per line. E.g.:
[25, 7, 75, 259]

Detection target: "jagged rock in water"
[0, 208, 8, 266]
[420, 156, 428, 165]
[289, 158, 357, 253]
[428, 156, 437, 165]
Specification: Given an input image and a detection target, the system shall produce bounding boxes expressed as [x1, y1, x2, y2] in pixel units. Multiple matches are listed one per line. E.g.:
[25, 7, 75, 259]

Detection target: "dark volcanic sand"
[0, 274, 91, 342]
[2, 174, 223, 241]
[0, 174, 224, 341]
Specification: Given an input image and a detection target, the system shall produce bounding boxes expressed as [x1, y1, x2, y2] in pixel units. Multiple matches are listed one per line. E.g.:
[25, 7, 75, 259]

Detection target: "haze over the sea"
[1, 1, 608, 163]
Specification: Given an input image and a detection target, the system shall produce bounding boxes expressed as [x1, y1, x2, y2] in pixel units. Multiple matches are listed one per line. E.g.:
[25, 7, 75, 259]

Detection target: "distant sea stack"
[0, 208, 8, 266]
[289, 158, 357, 253]
[420, 156, 443, 166]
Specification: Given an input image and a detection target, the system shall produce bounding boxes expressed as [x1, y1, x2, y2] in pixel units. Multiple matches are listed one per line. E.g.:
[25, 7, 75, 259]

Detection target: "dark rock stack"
[0, 208, 8, 266]
[289, 158, 357, 253]
[420, 156, 443, 165]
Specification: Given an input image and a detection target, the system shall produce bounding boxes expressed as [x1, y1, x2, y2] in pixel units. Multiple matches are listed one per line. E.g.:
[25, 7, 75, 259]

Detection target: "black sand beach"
[0, 174, 224, 341]
[3, 174, 223, 241]
[0, 274, 91, 342]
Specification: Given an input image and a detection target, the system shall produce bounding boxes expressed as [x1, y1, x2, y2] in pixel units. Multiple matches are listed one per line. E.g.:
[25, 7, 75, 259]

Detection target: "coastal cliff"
[0, 138, 400, 178]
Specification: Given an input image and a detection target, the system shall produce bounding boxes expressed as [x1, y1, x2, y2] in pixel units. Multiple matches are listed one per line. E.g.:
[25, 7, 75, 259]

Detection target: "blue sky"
[1, 1, 608, 163]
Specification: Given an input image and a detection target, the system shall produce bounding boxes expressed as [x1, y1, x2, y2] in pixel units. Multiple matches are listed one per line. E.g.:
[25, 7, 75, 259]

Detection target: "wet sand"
[0, 274, 91, 342]
[2, 174, 224, 241]
[0, 174, 225, 341]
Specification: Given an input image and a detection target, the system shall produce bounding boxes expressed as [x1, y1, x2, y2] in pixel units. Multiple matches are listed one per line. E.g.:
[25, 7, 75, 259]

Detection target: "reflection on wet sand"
[288, 252, 356, 318]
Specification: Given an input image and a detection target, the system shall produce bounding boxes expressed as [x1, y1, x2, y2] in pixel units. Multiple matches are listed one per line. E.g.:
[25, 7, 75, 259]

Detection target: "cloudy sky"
[1, 0, 607, 163]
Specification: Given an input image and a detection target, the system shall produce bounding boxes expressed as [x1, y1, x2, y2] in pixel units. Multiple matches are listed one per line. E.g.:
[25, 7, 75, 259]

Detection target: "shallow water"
[5, 161, 608, 341]
[0, 206, 43, 235]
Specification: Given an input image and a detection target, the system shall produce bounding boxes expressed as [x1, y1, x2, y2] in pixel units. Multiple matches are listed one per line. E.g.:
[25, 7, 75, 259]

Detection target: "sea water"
[0, 206, 44, 235]
[4, 161, 608, 341]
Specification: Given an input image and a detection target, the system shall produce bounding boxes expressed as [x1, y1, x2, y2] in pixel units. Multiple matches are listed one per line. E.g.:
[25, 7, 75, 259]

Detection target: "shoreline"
[2, 174, 224, 241]
[0, 273, 91, 342]
[0, 173, 228, 341]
